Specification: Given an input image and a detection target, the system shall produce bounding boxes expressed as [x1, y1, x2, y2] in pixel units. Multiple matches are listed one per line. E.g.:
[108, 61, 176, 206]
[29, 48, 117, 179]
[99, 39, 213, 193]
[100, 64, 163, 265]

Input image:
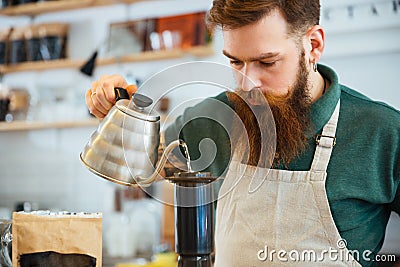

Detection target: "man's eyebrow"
[223, 50, 280, 61]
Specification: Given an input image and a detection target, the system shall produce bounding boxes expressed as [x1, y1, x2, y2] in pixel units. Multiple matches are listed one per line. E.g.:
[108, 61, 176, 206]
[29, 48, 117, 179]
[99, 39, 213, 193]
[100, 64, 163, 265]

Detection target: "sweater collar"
[310, 64, 341, 134]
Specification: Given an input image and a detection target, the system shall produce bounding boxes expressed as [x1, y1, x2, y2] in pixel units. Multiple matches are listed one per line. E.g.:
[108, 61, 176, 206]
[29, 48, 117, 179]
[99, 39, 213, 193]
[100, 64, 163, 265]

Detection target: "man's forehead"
[221, 10, 293, 62]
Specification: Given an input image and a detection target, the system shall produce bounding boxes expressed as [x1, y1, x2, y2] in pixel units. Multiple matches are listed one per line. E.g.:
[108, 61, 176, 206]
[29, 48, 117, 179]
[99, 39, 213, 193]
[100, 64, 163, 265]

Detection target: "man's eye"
[260, 61, 276, 67]
[230, 60, 243, 66]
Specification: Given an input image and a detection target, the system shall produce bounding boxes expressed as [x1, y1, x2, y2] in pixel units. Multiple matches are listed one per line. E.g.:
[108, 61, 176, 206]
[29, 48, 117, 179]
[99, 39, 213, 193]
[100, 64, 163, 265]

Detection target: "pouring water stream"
[179, 141, 193, 173]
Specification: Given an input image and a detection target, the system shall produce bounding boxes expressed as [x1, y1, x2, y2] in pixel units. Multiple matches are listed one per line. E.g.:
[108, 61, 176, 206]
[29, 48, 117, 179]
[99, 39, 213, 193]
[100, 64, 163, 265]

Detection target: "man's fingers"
[102, 80, 118, 104]
[85, 74, 129, 119]
[101, 74, 129, 103]
[93, 84, 113, 112]
[85, 89, 107, 118]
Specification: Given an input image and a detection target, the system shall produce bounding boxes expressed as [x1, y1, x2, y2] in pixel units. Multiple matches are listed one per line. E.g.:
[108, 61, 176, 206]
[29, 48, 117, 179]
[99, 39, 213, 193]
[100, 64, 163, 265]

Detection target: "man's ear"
[306, 25, 325, 64]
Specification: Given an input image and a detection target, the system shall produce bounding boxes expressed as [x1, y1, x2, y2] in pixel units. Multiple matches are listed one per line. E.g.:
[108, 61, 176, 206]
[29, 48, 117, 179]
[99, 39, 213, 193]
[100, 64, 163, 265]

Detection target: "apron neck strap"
[310, 100, 340, 173]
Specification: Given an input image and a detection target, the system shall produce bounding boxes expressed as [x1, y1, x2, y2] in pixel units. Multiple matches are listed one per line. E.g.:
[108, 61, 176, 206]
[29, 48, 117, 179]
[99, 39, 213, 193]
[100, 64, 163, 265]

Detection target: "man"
[86, 0, 400, 266]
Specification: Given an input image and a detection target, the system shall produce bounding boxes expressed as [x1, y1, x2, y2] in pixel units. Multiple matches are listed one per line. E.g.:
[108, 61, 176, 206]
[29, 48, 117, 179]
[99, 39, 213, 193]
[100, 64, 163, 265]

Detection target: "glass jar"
[0, 219, 12, 267]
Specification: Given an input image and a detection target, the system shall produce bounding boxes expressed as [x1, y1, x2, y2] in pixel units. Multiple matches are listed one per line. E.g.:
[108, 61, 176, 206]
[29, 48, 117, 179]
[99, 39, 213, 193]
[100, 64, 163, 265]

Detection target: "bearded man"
[86, 0, 400, 266]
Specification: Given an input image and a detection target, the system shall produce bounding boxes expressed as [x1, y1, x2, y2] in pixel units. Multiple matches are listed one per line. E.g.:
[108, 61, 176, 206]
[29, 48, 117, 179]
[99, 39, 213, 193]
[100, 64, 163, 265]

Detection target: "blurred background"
[0, 0, 399, 266]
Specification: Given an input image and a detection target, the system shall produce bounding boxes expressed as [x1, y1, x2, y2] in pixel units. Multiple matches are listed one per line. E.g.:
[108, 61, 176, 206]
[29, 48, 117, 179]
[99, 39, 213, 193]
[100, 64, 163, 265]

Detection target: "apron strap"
[310, 100, 340, 173]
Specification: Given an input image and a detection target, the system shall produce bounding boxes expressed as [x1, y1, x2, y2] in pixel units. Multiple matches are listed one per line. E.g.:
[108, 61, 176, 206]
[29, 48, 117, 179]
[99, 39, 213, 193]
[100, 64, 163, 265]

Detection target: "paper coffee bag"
[12, 211, 102, 267]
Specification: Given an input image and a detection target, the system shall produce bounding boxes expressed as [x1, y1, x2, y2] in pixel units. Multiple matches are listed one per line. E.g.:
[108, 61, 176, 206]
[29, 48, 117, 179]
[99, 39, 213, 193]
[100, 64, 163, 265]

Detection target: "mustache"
[234, 88, 292, 107]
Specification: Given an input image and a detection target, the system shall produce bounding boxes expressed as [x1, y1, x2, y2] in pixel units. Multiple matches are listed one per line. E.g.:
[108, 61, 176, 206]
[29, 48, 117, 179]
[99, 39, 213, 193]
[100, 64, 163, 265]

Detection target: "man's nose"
[241, 64, 262, 91]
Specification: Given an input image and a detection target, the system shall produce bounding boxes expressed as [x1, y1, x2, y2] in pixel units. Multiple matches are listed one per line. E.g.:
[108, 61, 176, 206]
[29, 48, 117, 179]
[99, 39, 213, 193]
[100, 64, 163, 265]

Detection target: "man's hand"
[85, 74, 137, 119]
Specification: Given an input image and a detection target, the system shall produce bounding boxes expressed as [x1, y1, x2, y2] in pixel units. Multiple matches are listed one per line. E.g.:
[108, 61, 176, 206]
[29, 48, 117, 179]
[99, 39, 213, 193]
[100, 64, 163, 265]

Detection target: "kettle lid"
[116, 98, 160, 122]
[115, 94, 160, 122]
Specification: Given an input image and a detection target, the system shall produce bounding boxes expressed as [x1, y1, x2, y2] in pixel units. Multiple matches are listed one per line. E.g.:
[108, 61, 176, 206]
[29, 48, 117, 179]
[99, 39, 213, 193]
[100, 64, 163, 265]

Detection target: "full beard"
[227, 52, 313, 168]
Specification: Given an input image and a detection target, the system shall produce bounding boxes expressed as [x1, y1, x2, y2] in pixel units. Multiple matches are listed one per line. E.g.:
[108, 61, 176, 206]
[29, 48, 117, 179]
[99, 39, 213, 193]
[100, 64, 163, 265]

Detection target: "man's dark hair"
[207, 0, 321, 37]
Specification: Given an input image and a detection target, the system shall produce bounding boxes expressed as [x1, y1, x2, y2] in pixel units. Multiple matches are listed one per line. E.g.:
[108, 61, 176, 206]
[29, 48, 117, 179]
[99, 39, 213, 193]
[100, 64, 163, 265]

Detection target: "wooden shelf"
[0, 59, 83, 73]
[0, 114, 174, 132]
[0, 46, 214, 74]
[0, 0, 148, 16]
[0, 118, 99, 132]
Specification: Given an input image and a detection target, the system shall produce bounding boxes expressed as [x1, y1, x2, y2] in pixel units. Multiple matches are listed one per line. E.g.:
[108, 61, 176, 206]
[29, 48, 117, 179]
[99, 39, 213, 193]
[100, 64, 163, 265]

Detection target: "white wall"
[319, 0, 400, 109]
[0, 127, 116, 212]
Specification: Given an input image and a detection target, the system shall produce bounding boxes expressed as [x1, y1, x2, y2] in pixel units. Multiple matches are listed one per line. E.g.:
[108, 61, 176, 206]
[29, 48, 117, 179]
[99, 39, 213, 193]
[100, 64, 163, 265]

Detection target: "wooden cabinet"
[0, 0, 213, 74]
[0, 0, 214, 131]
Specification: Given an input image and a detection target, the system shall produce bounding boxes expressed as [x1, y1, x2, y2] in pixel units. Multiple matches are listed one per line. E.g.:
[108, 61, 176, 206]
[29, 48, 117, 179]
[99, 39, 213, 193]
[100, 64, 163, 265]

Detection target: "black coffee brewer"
[167, 172, 216, 267]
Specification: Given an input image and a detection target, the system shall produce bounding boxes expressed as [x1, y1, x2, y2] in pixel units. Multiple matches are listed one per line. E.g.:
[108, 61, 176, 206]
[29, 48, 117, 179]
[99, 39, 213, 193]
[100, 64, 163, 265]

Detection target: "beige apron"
[215, 101, 361, 266]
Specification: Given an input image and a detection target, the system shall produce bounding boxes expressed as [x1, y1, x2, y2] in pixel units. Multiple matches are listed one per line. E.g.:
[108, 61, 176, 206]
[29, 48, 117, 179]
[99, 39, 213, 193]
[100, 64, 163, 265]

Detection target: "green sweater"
[165, 64, 400, 266]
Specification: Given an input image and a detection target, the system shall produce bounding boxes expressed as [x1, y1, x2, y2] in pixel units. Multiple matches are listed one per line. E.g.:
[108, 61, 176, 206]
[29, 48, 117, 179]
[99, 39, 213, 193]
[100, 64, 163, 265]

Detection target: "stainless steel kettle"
[80, 87, 181, 187]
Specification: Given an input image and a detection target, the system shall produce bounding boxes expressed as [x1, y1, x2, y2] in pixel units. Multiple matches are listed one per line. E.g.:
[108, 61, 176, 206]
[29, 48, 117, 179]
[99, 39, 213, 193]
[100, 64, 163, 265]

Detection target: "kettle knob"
[132, 94, 153, 108]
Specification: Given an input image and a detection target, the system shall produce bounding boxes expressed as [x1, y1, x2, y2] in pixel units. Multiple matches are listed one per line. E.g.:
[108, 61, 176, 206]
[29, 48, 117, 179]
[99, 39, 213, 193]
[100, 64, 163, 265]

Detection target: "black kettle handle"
[114, 87, 130, 101]
[114, 87, 153, 108]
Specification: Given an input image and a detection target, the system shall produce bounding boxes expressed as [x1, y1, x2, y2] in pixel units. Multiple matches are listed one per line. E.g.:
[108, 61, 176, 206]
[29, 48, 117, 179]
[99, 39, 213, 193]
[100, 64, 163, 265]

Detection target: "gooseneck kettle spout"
[133, 139, 182, 185]
[80, 87, 182, 187]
